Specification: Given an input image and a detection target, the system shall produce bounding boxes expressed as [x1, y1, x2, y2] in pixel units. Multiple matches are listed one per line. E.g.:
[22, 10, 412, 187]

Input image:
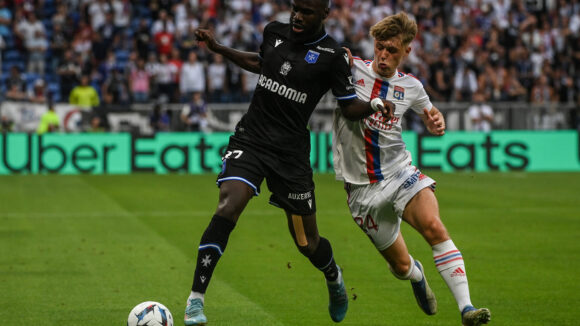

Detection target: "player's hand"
[195, 29, 218, 51]
[342, 47, 354, 67]
[423, 108, 445, 136]
[375, 99, 395, 120]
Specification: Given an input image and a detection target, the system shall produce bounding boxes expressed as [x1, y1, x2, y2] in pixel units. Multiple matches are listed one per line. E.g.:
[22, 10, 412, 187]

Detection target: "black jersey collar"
[287, 25, 328, 45]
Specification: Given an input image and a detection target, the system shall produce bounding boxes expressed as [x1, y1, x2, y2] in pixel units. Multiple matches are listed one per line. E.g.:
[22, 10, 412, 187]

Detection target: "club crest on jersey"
[305, 50, 320, 64]
[393, 85, 405, 100]
[280, 61, 292, 76]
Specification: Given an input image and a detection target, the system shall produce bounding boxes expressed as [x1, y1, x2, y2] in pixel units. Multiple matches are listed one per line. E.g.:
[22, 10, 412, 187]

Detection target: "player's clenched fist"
[371, 98, 395, 120]
[194, 29, 218, 51]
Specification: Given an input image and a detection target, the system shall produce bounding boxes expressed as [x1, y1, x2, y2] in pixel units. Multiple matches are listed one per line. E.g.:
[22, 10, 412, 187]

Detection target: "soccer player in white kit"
[333, 12, 491, 326]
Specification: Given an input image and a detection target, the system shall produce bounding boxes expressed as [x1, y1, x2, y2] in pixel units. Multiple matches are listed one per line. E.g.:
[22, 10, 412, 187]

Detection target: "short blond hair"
[370, 12, 418, 46]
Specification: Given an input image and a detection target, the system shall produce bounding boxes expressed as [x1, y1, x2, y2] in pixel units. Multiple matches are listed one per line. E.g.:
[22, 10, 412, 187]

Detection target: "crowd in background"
[0, 0, 579, 129]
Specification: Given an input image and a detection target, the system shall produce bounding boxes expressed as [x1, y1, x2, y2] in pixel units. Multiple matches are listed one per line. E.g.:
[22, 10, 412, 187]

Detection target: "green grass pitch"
[1, 172, 579, 325]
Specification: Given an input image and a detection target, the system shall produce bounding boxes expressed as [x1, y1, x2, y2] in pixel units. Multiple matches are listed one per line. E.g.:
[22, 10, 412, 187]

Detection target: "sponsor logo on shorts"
[402, 171, 421, 189]
[288, 191, 312, 200]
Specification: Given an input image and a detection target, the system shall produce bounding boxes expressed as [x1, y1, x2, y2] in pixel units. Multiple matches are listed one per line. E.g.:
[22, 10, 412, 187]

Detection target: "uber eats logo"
[408, 131, 580, 172]
[0, 133, 230, 174]
[0, 131, 578, 174]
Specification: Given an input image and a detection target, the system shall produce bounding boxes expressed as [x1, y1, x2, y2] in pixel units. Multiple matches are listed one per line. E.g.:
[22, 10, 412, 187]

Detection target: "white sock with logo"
[432, 240, 472, 311]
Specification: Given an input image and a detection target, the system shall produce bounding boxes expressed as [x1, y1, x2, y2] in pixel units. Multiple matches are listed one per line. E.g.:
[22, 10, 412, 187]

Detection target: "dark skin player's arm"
[195, 29, 262, 74]
[339, 98, 394, 121]
[195, 29, 394, 121]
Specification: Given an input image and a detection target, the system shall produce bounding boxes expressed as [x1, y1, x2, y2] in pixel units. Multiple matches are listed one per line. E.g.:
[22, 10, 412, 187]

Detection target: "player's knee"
[421, 218, 449, 244]
[215, 183, 253, 219]
[391, 261, 411, 278]
[295, 235, 318, 256]
[389, 260, 413, 280]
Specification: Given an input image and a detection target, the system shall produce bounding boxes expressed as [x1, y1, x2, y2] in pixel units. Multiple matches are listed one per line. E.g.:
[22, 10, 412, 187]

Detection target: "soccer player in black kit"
[184, 0, 392, 324]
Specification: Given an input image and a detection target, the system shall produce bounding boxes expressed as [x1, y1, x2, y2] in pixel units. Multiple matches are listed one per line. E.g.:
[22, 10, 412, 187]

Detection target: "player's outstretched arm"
[338, 97, 395, 121]
[420, 106, 446, 136]
[195, 29, 261, 74]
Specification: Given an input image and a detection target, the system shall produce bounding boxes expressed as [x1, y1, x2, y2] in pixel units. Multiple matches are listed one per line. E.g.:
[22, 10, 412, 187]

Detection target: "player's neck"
[290, 25, 327, 44]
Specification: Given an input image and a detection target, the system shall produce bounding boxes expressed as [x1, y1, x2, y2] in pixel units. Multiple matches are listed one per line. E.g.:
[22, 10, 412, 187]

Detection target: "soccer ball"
[127, 301, 174, 326]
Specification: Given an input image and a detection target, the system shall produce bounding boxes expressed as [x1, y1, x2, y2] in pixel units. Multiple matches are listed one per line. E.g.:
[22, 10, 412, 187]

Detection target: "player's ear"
[323, 7, 329, 19]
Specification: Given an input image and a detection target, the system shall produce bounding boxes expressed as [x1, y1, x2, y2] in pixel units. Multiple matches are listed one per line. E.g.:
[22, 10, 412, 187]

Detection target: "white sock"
[390, 255, 423, 283]
[188, 291, 204, 305]
[432, 240, 472, 311]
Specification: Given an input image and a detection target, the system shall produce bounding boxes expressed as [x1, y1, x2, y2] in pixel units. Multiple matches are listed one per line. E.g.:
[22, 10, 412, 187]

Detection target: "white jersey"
[333, 57, 433, 184]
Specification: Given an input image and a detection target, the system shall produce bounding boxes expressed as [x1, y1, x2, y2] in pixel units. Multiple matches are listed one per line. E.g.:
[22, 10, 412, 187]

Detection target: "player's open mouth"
[292, 24, 304, 33]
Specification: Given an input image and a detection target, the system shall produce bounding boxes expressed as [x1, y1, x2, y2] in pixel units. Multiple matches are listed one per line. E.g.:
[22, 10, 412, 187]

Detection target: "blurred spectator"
[502, 67, 527, 101]
[151, 9, 175, 36]
[88, 0, 112, 31]
[57, 50, 82, 101]
[150, 103, 171, 132]
[71, 21, 93, 63]
[25, 28, 48, 76]
[168, 47, 183, 91]
[180, 92, 208, 132]
[0, 0, 11, 39]
[50, 24, 69, 73]
[134, 19, 152, 60]
[97, 11, 118, 53]
[51, 3, 68, 31]
[102, 67, 130, 105]
[69, 75, 100, 109]
[530, 75, 553, 104]
[14, 12, 46, 70]
[0, 34, 4, 72]
[468, 91, 494, 132]
[207, 53, 227, 102]
[129, 58, 151, 103]
[153, 53, 178, 103]
[36, 103, 59, 134]
[153, 20, 175, 56]
[175, 3, 199, 38]
[180, 51, 205, 101]
[5, 83, 28, 101]
[112, 0, 131, 31]
[453, 64, 478, 101]
[177, 24, 199, 58]
[5, 66, 26, 100]
[28, 78, 48, 103]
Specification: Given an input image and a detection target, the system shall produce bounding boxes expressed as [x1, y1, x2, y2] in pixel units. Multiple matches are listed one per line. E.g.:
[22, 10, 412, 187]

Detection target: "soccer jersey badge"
[394, 85, 405, 100]
[280, 61, 292, 76]
[305, 50, 320, 64]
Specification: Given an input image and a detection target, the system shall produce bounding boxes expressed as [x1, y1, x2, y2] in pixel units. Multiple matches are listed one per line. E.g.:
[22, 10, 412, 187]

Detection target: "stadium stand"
[0, 0, 578, 133]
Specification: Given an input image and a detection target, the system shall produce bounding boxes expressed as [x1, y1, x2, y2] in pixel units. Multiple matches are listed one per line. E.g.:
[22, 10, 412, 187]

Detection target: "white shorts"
[345, 165, 435, 251]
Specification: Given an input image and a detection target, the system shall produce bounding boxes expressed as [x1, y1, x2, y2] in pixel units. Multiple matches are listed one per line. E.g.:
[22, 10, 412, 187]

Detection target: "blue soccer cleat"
[327, 266, 348, 322]
[461, 305, 491, 326]
[184, 298, 207, 326]
[411, 260, 437, 315]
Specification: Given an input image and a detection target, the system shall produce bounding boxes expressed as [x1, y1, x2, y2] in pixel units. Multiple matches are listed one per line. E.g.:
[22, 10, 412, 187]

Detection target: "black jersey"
[234, 21, 356, 156]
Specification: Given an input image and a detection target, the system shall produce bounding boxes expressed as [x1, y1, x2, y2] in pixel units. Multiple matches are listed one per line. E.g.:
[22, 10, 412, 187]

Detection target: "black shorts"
[217, 135, 316, 215]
